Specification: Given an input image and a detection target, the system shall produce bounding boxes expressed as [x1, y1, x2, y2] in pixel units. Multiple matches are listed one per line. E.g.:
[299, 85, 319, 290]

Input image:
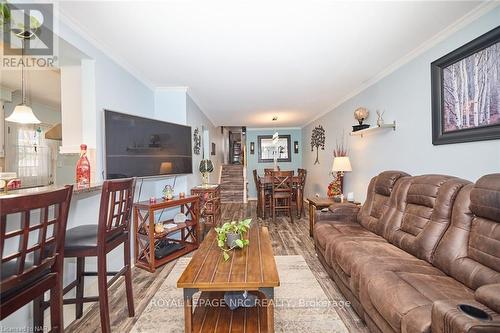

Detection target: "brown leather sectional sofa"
[314, 171, 500, 333]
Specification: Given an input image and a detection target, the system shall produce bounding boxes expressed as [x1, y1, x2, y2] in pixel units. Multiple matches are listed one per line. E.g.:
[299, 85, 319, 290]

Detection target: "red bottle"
[76, 144, 91, 189]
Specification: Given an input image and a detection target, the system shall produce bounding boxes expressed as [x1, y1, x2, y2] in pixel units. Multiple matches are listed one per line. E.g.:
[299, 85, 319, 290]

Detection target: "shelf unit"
[133, 195, 200, 272]
[350, 121, 396, 137]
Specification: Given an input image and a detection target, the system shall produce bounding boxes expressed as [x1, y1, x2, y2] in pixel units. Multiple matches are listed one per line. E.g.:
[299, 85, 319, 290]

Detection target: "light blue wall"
[302, 7, 500, 203]
[246, 128, 302, 198]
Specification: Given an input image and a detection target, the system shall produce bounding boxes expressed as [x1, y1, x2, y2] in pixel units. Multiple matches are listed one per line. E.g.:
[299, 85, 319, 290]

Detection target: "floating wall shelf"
[350, 121, 396, 138]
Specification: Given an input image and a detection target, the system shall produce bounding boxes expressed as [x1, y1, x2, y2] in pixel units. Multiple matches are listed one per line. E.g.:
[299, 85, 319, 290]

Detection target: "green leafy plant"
[0, 2, 11, 26]
[215, 218, 251, 261]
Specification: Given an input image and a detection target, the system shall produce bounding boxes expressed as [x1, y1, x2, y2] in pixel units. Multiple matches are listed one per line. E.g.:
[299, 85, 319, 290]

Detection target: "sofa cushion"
[362, 271, 473, 333]
[325, 238, 414, 278]
[388, 175, 470, 263]
[314, 220, 381, 253]
[350, 255, 444, 298]
[357, 171, 409, 236]
[433, 177, 500, 290]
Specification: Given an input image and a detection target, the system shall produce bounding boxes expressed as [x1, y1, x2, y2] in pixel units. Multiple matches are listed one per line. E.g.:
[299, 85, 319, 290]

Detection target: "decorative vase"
[226, 232, 241, 248]
[202, 172, 209, 187]
[76, 144, 91, 189]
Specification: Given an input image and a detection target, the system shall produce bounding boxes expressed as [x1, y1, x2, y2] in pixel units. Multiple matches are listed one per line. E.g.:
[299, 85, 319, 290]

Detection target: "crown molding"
[155, 86, 189, 92]
[56, 6, 156, 91]
[302, 1, 499, 128]
[247, 127, 302, 131]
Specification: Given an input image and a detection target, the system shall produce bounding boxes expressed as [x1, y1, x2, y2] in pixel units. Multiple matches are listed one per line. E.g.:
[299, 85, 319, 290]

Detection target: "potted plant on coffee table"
[215, 218, 251, 261]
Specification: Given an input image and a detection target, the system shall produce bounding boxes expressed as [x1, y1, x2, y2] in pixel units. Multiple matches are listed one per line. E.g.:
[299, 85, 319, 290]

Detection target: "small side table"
[191, 184, 221, 234]
[307, 197, 335, 237]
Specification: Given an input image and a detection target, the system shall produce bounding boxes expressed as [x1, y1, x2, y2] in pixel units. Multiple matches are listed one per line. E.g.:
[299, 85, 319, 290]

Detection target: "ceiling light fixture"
[5, 32, 41, 124]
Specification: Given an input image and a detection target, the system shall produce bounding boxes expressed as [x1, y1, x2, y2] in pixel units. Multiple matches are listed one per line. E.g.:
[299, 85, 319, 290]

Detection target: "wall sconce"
[294, 141, 299, 154]
[250, 142, 255, 154]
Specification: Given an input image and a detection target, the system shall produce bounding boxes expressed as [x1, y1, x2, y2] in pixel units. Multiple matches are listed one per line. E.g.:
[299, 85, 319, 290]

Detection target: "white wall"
[186, 94, 224, 190]
[302, 7, 500, 203]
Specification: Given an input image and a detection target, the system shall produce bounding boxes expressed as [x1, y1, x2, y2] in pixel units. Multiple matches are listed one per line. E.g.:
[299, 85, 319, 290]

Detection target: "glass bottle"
[76, 144, 91, 189]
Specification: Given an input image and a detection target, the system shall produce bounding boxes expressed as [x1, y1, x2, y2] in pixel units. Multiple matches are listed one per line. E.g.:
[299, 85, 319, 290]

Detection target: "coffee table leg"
[183, 288, 198, 333]
[260, 287, 274, 333]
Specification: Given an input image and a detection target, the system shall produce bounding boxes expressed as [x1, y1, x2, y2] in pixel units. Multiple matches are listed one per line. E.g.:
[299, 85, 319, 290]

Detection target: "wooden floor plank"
[65, 201, 368, 333]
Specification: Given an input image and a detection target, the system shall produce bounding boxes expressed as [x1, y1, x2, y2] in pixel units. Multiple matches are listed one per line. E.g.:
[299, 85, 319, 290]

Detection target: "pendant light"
[5, 34, 41, 124]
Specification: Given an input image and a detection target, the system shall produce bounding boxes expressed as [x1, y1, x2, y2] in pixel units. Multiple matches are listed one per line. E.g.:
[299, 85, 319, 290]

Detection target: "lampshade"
[5, 104, 41, 124]
[332, 156, 352, 172]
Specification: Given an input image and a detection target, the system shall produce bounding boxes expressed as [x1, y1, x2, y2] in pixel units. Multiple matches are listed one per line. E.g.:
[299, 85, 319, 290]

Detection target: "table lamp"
[331, 156, 352, 194]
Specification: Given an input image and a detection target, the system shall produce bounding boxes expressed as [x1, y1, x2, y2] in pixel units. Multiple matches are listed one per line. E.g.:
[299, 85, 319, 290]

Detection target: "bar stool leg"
[33, 296, 44, 332]
[75, 257, 85, 319]
[97, 253, 111, 333]
[124, 238, 135, 317]
[50, 272, 64, 332]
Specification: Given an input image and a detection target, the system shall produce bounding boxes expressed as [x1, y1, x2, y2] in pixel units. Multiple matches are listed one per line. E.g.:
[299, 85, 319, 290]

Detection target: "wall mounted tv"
[104, 110, 193, 179]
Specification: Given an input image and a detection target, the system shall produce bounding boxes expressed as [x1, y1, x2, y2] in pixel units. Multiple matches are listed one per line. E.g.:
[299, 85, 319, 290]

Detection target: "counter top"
[1, 182, 103, 199]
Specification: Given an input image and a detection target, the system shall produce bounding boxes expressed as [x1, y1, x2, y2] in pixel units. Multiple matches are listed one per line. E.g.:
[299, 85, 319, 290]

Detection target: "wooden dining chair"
[297, 168, 307, 217]
[264, 166, 280, 176]
[254, 169, 272, 219]
[35, 178, 136, 333]
[1, 186, 73, 332]
[271, 171, 294, 222]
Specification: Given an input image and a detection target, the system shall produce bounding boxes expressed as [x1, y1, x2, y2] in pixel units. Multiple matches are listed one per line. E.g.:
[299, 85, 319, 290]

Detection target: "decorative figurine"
[163, 184, 174, 200]
[376, 110, 385, 127]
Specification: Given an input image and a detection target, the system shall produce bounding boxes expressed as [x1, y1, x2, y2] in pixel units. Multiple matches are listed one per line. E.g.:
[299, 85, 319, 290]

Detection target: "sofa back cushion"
[433, 174, 500, 290]
[387, 175, 469, 263]
[357, 170, 409, 236]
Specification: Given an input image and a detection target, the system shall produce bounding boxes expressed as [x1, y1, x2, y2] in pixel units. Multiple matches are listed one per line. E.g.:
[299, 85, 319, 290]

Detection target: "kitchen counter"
[1, 182, 103, 198]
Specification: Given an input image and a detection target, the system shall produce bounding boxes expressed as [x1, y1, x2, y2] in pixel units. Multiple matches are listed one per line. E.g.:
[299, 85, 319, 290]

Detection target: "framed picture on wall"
[211, 142, 216, 155]
[431, 26, 500, 145]
[257, 135, 291, 163]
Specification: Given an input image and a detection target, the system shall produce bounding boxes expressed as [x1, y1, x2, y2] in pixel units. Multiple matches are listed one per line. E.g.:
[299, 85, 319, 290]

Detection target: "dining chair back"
[0, 186, 73, 331]
[264, 166, 280, 176]
[271, 171, 294, 222]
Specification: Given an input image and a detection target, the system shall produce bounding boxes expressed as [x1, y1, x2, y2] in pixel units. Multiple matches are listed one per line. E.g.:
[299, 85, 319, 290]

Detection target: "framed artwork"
[211, 142, 216, 155]
[257, 135, 291, 163]
[431, 26, 500, 145]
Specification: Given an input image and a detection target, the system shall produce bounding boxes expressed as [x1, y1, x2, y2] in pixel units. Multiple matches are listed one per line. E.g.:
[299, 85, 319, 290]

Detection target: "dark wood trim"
[257, 134, 292, 163]
[431, 26, 500, 145]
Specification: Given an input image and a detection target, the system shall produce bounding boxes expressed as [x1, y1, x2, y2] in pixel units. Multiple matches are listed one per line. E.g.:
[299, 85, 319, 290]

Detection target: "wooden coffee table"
[177, 224, 280, 332]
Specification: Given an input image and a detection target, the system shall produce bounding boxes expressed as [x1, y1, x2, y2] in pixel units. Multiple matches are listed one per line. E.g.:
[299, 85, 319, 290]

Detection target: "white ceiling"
[59, 1, 487, 127]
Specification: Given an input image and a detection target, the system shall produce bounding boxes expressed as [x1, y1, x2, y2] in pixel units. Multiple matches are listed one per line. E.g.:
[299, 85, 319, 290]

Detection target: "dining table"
[257, 175, 304, 219]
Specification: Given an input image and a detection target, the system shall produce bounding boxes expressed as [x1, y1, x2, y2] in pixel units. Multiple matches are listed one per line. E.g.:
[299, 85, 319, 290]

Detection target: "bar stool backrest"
[97, 178, 136, 246]
[0, 186, 73, 292]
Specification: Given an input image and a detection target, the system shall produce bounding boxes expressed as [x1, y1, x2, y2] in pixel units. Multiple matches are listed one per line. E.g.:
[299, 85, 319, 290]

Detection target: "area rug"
[131, 255, 348, 332]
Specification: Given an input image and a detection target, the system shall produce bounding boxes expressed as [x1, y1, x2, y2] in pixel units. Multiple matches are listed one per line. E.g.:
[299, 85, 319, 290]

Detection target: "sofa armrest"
[315, 203, 359, 223]
[432, 299, 500, 333]
[476, 284, 500, 313]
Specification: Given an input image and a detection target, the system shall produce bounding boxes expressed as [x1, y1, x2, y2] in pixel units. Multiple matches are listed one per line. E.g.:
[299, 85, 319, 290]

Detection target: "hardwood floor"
[66, 201, 368, 333]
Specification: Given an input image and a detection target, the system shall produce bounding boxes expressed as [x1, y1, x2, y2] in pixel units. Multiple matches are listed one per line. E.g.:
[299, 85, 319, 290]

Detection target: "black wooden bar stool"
[1, 186, 73, 333]
[35, 178, 136, 332]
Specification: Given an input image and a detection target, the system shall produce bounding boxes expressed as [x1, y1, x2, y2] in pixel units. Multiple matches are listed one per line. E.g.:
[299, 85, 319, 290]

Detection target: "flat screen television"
[104, 110, 192, 179]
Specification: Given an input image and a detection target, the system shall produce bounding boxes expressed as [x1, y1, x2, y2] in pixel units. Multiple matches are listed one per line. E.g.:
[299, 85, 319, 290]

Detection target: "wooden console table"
[191, 184, 221, 231]
[133, 195, 200, 272]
